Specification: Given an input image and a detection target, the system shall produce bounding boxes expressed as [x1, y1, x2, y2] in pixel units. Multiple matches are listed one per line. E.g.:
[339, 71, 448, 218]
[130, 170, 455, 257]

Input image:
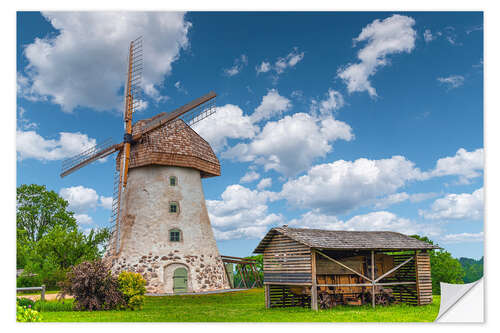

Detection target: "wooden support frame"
[315, 250, 372, 282]
[371, 250, 375, 308]
[374, 256, 414, 283]
[311, 250, 318, 311]
[265, 284, 270, 308]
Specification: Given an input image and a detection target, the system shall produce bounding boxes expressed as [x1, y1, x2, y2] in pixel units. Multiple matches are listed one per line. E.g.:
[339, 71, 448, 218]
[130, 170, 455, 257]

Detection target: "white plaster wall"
[108, 165, 229, 293]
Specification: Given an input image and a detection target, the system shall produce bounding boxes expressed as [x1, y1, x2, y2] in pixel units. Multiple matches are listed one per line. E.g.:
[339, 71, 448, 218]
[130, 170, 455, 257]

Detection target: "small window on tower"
[170, 176, 177, 186]
[169, 202, 178, 213]
[169, 229, 181, 242]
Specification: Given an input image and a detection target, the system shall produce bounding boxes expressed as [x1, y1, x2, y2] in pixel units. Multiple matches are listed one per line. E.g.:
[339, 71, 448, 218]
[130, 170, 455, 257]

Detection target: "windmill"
[60, 37, 229, 293]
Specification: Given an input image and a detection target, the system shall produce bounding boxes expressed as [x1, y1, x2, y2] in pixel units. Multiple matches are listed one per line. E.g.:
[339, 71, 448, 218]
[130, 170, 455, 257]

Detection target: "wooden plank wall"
[263, 233, 312, 284]
[379, 253, 418, 305]
[416, 251, 433, 305]
[269, 285, 311, 308]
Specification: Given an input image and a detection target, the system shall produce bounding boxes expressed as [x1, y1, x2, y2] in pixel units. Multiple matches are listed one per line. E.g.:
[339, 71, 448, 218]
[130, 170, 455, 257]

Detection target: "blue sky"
[16, 11, 483, 259]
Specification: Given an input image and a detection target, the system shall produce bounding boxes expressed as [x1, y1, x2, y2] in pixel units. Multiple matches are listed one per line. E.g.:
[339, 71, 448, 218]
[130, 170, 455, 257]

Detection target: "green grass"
[39, 288, 440, 322]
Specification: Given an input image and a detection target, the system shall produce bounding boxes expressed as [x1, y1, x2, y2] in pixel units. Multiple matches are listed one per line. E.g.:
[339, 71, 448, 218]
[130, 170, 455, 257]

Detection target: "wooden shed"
[254, 226, 439, 310]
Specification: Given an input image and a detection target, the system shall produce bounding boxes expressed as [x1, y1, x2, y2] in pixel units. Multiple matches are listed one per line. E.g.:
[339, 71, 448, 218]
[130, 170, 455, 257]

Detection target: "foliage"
[17, 184, 110, 288]
[117, 271, 147, 310]
[39, 289, 440, 322]
[17, 297, 35, 308]
[16, 305, 43, 322]
[459, 257, 483, 283]
[410, 235, 465, 294]
[17, 184, 77, 243]
[34, 299, 74, 312]
[59, 260, 125, 311]
[233, 254, 263, 288]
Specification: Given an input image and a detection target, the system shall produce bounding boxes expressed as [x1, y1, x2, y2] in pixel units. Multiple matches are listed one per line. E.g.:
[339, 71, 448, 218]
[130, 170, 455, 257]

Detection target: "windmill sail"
[132, 91, 216, 140]
[60, 138, 120, 178]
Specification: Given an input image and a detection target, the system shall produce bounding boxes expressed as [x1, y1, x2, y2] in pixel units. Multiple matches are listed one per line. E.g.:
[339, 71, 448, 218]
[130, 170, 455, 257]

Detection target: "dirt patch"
[17, 293, 73, 301]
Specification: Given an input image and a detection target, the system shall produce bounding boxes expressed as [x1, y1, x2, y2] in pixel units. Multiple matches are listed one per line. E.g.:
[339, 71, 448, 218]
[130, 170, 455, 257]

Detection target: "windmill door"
[173, 267, 188, 293]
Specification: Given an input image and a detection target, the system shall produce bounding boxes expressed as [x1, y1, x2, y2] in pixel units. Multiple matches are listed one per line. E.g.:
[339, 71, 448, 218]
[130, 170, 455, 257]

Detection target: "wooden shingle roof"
[116, 117, 220, 178]
[253, 227, 440, 253]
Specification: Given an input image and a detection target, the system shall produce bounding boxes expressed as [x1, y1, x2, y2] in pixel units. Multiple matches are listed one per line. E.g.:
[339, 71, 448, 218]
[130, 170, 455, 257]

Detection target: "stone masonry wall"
[105, 164, 230, 293]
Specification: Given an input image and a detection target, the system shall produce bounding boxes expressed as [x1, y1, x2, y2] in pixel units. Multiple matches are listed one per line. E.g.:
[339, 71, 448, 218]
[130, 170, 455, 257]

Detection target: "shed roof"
[253, 227, 440, 253]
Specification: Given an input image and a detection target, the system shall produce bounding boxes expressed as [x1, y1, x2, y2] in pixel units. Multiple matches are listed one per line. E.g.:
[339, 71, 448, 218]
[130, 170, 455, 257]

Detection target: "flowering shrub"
[16, 297, 35, 308]
[59, 260, 125, 311]
[16, 305, 42, 322]
[117, 271, 146, 310]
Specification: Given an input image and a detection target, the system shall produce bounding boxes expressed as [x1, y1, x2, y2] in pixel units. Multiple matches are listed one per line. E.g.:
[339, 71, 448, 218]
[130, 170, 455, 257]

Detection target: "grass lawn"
[39, 288, 440, 322]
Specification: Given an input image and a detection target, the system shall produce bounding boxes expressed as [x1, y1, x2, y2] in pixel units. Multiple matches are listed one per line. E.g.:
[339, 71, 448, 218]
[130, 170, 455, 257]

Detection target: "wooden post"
[311, 249, 318, 311]
[41, 284, 46, 302]
[265, 284, 270, 308]
[415, 250, 420, 305]
[371, 251, 375, 308]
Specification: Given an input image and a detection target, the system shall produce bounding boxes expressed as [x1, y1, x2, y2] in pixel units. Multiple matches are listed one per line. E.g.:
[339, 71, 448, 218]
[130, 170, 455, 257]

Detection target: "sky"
[16, 11, 484, 259]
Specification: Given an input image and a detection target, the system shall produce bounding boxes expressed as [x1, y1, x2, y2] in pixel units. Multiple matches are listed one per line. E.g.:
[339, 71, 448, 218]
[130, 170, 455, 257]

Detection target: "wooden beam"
[263, 282, 312, 286]
[315, 250, 372, 282]
[415, 250, 421, 305]
[311, 250, 318, 311]
[374, 256, 414, 283]
[265, 284, 270, 308]
[316, 282, 416, 287]
[371, 250, 375, 308]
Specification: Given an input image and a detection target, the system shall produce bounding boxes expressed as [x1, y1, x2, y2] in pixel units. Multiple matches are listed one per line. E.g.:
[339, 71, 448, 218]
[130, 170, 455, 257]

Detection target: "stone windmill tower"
[60, 37, 229, 293]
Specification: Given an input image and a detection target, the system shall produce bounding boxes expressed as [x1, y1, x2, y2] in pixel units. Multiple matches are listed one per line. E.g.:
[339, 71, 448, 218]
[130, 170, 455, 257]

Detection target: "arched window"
[169, 201, 179, 213]
[169, 228, 182, 242]
[169, 176, 177, 186]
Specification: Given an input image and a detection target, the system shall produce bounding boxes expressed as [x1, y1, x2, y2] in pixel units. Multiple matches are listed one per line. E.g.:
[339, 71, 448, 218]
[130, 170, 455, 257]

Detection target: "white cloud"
[223, 113, 354, 176]
[430, 148, 483, 182]
[60, 186, 112, 215]
[256, 61, 271, 74]
[74, 214, 94, 225]
[274, 47, 304, 74]
[207, 184, 283, 240]
[192, 104, 258, 152]
[423, 29, 435, 43]
[373, 192, 410, 209]
[256, 48, 304, 80]
[373, 192, 439, 209]
[16, 130, 97, 161]
[289, 210, 440, 236]
[310, 89, 345, 116]
[437, 75, 465, 89]
[174, 81, 187, 94]
[99, 196, 113, 210]
[144, 84, 168, 103]
[17, 106, 39, 130]
[60, 186, 100, 213]
[419, 187, 484, 221]
[251, 89, 292, 122]
[223, 54, 248, 77]
[257, 178, 272, 190]
[281, 155, 425, 214]
[21, 12, 191, 112]
[240, 170, 260, 183]
[338, 14, 416, 97]
[441, 232, 484, 243]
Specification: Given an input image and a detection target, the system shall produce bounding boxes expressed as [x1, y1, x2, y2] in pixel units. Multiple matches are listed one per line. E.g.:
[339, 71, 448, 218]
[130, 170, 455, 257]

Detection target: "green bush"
[16, 305, 42, 322]
[16, 297, 35, 308]
[16, 274, 42, 288]
[117, 271, 147, 310]
[34, 299, 74, 312]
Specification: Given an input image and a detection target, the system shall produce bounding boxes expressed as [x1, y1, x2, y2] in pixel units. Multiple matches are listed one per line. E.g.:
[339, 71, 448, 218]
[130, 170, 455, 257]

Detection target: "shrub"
[118, 271, 147, 310]
[59, 260, 125, 311]
[16, 305, 42, 322]
[34, 299, 74, 312]
[16, 297, 35, 308]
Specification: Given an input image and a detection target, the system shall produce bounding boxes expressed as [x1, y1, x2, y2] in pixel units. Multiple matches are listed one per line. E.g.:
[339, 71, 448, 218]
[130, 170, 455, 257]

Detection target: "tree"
[17, 184, 77, 243]
[410, 235, 465, 294]
[459, 257, 483, 283]
[16, 184, 110, 288]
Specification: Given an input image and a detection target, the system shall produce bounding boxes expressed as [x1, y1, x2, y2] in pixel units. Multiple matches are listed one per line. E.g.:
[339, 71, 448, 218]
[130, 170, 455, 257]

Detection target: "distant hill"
[459, 257, 483, 283]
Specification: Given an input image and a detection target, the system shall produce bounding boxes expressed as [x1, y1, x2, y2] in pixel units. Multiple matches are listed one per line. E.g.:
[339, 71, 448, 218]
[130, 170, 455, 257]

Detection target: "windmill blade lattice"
[60, 138, 118, 178]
